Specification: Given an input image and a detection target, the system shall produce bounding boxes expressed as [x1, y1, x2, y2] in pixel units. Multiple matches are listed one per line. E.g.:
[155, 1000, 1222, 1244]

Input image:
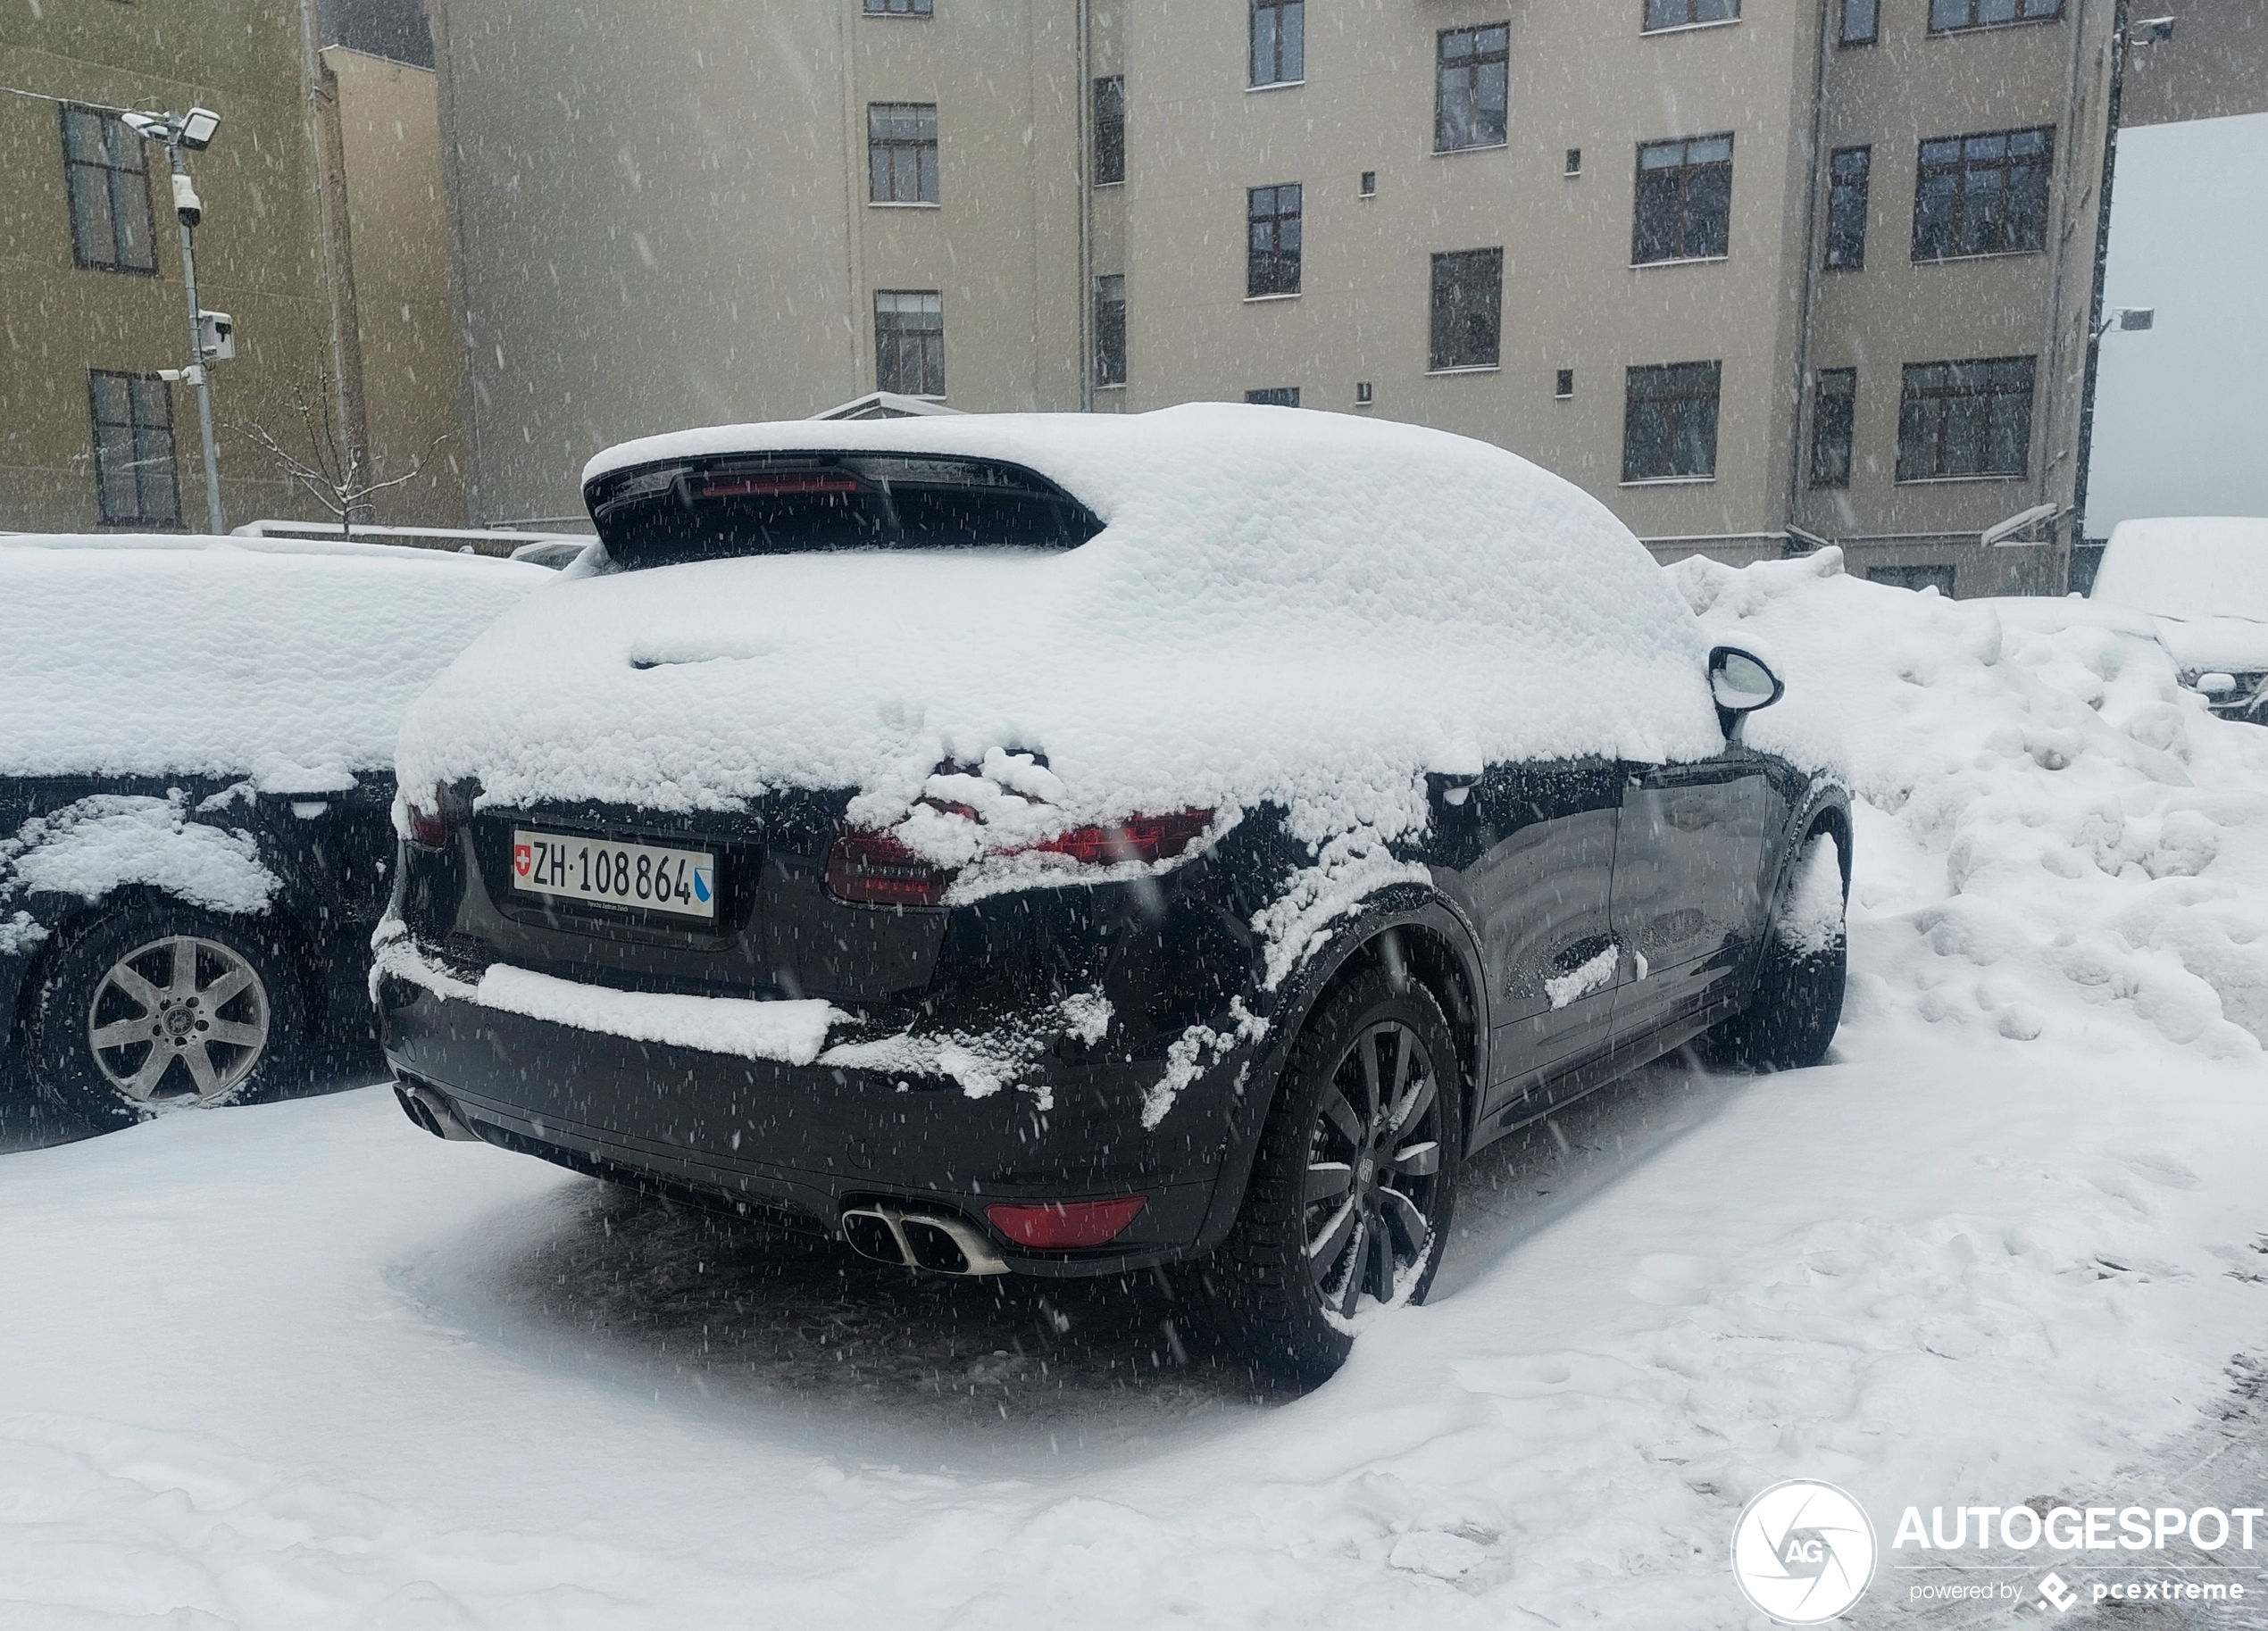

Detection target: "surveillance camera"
[171, 172, 203, 228]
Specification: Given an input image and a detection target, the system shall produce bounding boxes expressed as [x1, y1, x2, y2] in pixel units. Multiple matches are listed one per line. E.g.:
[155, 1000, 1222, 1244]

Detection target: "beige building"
[0, 0, 464, 534]
[429, 1, 2247, 592]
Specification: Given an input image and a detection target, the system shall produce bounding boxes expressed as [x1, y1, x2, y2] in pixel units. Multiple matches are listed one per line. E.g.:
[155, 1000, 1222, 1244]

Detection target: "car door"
[1607, 751, 1777, 1039]
[1454, 758, 1628, 1117]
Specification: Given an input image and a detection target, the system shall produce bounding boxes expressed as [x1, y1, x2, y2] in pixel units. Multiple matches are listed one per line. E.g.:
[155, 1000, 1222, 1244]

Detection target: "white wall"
[2086, 111, 2268, 534]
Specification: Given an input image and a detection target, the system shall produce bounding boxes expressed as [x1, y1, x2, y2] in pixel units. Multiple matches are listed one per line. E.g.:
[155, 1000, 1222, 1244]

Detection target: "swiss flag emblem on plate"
[513, 843, 532, 878]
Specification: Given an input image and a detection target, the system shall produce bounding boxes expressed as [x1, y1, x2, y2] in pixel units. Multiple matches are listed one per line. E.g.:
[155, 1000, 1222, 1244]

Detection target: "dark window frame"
[874, 289, 946, 398]
[1825, 145, 1872, 270]
[862, 0, 934, 15]
[1247, 182, 1303, 298]
[1244, 387, 1301, 407]
[1092, 76, 1125, 187]
[1632, 132, 1734, 263]
[866, 103, 939, 205]
[1809, 368, 1857, 487]
[1250, 0, 1305, 87]
[1839, 0, 1880, 44]
[1622, 361, 1722, 482]
[1094, 273, 1126, 387]
[1643, 0, 1739, 31]
[1928, 0, 2061, 32]
[1428, 247, 1504, 372]
[1434, 24, 1511, 153]
[88, 369, 181, 528]
[60, 104, 157, 275]
[1912, 126, 2055, 261]
[1895, 355, 2036, 482]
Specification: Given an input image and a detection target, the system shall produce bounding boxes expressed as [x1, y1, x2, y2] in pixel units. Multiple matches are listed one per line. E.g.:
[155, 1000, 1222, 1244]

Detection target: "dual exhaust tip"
[841, 1205, 1009, 1277]
[395, 1078, 480, 1142]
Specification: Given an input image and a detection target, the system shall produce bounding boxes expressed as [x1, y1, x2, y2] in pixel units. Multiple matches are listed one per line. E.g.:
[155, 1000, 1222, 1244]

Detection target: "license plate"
[510, 828, 718, 920]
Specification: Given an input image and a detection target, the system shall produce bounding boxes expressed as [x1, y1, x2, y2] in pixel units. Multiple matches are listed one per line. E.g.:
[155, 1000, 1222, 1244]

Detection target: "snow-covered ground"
[4, 551, 2267, 1628]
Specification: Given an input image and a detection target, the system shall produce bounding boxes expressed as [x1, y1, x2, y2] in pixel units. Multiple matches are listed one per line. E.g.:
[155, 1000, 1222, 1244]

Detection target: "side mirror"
[2197, 671, 2237, 699]
[1709, 644, 1785, 715]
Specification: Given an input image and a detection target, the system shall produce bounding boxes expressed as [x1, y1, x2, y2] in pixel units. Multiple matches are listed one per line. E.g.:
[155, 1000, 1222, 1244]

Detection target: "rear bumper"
[379, 980, 1247, 1277]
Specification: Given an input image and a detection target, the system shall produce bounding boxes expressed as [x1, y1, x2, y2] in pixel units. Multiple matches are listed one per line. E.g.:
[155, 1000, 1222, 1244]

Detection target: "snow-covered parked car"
[0, 535, 547, 1128]
[376, 406, 1851, 1381]
[2091, 516, 2268, 724]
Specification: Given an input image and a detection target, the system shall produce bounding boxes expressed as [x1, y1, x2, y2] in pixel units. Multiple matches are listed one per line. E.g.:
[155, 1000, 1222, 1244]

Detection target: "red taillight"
[404, 787, 455, 850]
[985, 1196, 1147, 1251]
[1026, 810, 1214, 866]
[698, 474, 859, 500]
[824, 829, 955, 907]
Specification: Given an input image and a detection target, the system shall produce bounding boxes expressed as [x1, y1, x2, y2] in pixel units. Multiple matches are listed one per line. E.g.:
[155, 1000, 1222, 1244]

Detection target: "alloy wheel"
[1302, 1018, 1447, 1319]
[85, 935, 271, 1108]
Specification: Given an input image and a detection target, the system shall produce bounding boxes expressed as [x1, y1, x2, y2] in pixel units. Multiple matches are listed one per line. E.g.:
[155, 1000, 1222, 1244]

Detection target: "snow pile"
[1672, 546, 2268, 1057]
[0, 793, 276, 924]
[397, 406, 1724, 853]
[0, 536, 549, 786]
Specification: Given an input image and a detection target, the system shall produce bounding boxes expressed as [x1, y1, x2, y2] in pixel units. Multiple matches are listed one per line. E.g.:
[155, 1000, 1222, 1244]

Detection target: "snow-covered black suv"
[1, 536, 542, 1129]
[377, 406, 1850, 1381]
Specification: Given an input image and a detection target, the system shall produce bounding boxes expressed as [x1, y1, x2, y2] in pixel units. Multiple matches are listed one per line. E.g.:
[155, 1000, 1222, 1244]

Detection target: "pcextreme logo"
[1730, 1479, 1880, 1625]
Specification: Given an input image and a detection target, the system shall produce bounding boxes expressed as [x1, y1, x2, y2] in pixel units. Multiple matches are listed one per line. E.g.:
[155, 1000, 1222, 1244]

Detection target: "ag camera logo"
[1731, 1479, 1879, 1624]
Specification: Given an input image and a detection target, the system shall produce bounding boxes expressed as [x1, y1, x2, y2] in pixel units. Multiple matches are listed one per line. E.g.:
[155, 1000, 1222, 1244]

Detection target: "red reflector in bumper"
[984, 1196, 1147, 1251]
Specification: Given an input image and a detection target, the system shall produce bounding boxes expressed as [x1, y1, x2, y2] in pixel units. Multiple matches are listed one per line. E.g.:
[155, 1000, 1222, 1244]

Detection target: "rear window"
[584, 453, 1105, 570]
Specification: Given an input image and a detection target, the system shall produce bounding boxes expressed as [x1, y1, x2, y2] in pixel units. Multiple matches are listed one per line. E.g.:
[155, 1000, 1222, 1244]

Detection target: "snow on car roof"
[411, 405, 1725, 846]
[2093, 516, 2268, 623]
[1, 536, 551, 788]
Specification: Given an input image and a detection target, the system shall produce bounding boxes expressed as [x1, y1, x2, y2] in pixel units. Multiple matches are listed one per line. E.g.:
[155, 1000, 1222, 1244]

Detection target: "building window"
[1435, 25, 1510, 152]
[867, 104, 938, 204]
[1247, 183, 1302, 297]
[1622, 362, 1722, 481]
[1359, 170, 1377, 196]
[1555, 369, 1576, 399]
[1246, 387, 1300, 407]
[1094, 274, 1126, 387]
[1428, 248, 1503, 370]
[1810, 369, 1856, 487]
[1355, 380, 1374, 405]
[1870, 563, 1957, 595]
[88, 370, 180, 527]
[874, 291, 945, 396]
[1912, 127, 2053, 260]
[1633, 134, 1733, 262]
[863, 0, 933, 14]
[1825, 146, 1871, 269]
[1250, 0, 1304, 87]
[1565, 147, 1583, 176]
[1093, 77, 1125, 187]
[61, 105, 156, 274]
[1839, 0, 1880, 43]
[1930, 0, 2060, 31]
[1644, 0, 1738, 29]
[1897, 356, 2034, 480]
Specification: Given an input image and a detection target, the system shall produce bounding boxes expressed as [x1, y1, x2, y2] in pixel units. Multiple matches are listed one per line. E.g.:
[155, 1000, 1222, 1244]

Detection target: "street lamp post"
[123, 106, 225, 535]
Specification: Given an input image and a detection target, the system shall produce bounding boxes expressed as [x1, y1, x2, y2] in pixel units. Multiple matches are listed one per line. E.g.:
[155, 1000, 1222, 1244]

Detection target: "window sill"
[1630, 254, 1730, 270]
[1096, 381, 1127, 392]
[1247, 79, 1305, 94]
[1426, 364, 1501, 377]
[1895, 473, 2027, 485]
[1092, 179, 1124, 191]
[1621, 475, 1718, 487]
[868, 200, 941, 210]
[1244, 291, 1301, 304]
[1431, 141, 1510, 158]
[1911, 248, 2046, 265]
[1641, 17, 1742, 36]
[1824, 260, 1865, 271]
[1928, 17, 2062, 37]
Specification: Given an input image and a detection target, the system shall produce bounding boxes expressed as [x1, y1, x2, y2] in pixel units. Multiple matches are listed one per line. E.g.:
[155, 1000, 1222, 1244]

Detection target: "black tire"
[1698, 841, 1847, 1071]
[1213, 968, 1463, 1386]
[24, 905, 304, 1132]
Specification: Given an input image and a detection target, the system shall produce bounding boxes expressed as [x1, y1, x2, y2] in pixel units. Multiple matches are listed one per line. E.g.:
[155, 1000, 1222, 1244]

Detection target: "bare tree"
[231, 359, 448, 535]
